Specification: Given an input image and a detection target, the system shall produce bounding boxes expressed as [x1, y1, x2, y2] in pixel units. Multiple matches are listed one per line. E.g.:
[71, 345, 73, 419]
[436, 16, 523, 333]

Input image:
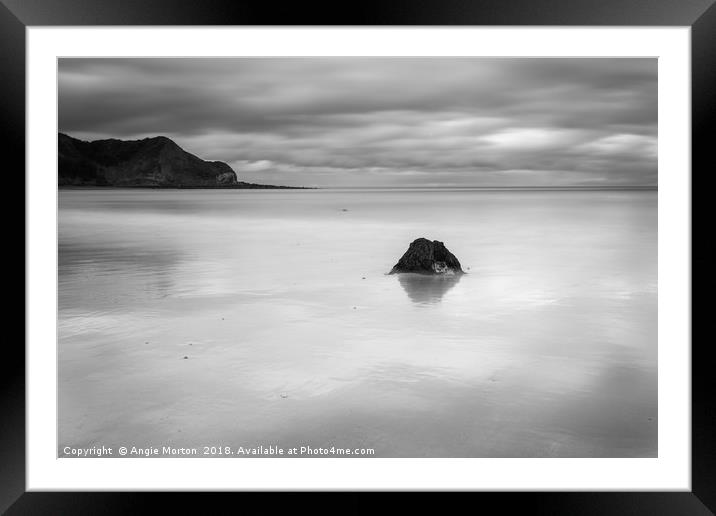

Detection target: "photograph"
[57, 57, 657, 459]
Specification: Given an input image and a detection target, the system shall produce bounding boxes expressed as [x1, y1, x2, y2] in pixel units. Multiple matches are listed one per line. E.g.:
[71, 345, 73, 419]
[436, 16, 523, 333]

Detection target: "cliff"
[58, 133, 240, 187]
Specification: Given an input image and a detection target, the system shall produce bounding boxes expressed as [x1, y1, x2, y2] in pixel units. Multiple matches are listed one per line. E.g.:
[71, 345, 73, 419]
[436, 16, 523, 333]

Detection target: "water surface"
[59, 188, 657, 457]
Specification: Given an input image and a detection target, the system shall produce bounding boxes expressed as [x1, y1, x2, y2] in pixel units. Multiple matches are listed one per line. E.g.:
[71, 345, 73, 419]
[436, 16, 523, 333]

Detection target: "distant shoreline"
[57, 185, 655, 191]
[323, 185, 658, 191]
[58, 184, 315, 190]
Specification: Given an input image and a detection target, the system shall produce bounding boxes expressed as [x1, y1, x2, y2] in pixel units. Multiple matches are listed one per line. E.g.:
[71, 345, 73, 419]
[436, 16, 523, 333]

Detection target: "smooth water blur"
[58, 188, 657, 457]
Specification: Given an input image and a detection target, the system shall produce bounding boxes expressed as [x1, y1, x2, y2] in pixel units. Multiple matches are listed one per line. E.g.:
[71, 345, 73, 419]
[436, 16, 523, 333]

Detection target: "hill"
[58, 133, 296, 188]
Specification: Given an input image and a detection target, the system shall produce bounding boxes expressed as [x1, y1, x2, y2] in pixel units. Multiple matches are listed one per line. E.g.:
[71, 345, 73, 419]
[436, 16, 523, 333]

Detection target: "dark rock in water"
[390, 238, 464, 275]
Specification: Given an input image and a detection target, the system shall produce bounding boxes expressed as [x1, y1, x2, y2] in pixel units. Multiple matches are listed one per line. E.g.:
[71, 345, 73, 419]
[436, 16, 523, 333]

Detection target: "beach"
[58, 187, 657, 457]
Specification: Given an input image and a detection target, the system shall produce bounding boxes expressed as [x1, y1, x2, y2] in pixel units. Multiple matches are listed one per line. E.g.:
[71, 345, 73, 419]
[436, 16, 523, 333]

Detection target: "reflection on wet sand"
[396, 273, 463, 304]
[59, 242, 181, 310]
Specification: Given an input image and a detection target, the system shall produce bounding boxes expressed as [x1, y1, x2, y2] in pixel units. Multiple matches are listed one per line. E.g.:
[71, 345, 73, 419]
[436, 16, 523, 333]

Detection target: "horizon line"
[299, 185, 658, 190]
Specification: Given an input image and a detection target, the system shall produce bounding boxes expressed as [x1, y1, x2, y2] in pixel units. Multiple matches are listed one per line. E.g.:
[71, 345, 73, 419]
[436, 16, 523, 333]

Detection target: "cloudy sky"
[58, 58, 656, 187]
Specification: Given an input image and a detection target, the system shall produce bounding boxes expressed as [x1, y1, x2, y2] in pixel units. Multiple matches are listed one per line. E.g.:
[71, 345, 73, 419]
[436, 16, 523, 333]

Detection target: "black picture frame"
[5, 0, 714, 513]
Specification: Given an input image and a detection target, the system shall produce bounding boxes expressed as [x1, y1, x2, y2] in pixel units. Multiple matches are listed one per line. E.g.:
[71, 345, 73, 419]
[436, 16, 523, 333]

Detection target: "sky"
[58, 58, 657, 188]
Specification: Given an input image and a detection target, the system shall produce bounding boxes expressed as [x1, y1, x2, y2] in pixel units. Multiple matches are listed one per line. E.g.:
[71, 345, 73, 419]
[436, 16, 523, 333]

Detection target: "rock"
[390, 238, 464, 275]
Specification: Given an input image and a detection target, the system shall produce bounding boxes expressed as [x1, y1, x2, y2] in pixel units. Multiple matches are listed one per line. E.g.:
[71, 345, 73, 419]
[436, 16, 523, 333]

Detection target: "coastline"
[58, 184, 315, 190]
[57, 185, 653, 191]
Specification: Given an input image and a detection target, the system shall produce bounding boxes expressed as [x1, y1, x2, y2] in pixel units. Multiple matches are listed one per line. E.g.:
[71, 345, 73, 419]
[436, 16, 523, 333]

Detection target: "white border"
[27, 27, 691, 491]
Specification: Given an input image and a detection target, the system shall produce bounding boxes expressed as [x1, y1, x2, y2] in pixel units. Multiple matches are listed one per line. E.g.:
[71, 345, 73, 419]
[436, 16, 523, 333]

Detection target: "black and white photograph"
[58, 57, 657, 459]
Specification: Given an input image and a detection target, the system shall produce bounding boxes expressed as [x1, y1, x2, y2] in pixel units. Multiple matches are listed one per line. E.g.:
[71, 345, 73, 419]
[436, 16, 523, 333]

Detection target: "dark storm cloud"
[59, 58, 657, 187]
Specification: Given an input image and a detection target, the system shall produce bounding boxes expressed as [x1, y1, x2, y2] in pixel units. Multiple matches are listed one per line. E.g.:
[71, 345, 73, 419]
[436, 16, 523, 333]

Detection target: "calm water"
[58, 188, 657, 457]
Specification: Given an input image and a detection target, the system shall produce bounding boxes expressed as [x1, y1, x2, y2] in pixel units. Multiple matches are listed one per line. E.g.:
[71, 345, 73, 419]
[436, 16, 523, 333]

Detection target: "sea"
[58, 187, 657, 457]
